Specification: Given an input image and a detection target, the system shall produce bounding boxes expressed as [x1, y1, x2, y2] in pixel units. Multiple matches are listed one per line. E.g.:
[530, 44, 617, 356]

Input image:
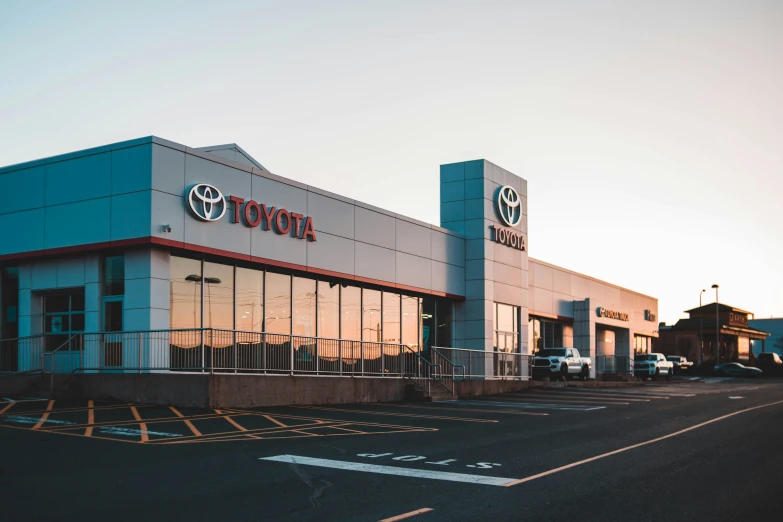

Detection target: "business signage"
[729, 312, 748, 327]
[497, 185, 522, 227]
[644, 310, 657, 322]
[493, 185, 525, 250]
[491, 224, 526, 251]
[185, 184, 317, 241]
[597, 307, 629, 321]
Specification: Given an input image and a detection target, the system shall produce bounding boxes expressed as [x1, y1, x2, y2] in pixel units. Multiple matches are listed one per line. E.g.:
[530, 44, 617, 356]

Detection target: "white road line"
[260, 455, 518, 486]
[445, 400, 602, 411]
[503, 398, 783, 487]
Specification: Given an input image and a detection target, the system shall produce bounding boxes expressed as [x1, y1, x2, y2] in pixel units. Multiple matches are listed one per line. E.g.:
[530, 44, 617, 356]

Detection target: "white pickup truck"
[532, 348, 592, 381]
[634, 353, 674, 381]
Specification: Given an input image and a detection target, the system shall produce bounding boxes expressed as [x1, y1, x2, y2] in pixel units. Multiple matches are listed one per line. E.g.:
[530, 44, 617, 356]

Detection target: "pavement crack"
[288, 462, 333, 508]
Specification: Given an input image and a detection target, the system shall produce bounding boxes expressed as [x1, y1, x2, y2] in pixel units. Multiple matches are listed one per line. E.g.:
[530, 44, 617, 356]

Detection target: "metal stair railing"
[41, 334, 82, 392]
[431, 347, 465, 396]
[401, 345, 440, 396]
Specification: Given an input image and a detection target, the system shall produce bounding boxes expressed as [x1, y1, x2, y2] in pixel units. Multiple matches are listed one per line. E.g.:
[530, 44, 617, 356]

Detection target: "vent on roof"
[196, 143, 267, 172]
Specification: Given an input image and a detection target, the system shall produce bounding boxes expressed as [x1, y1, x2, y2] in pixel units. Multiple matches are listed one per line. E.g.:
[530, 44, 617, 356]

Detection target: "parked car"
[666, 355, 693, 373]
[755, 353, 783, 375]
[634, 353, 674, 381]
[532, 348, 591, 381]
[714, 362, 763, 378]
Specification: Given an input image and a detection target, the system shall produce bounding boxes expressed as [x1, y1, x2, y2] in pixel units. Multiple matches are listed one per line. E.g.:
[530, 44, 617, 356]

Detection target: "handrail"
[401, 344, 440, 396]
[42, 334, 81, 392]
[430, 347, 465, 395]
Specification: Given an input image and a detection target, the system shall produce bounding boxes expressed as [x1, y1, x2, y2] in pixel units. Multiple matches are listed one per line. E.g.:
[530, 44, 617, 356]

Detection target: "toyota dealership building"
[0, 136, 658, 383]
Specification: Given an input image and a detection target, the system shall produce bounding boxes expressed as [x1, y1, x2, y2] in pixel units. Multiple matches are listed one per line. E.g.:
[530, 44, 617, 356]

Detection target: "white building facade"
[0, 137, 657, 378]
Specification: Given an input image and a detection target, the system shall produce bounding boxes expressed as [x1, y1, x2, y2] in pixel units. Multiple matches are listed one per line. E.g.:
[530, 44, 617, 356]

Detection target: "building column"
[574, 298, 597, 378]
[124, 249, 171, 371]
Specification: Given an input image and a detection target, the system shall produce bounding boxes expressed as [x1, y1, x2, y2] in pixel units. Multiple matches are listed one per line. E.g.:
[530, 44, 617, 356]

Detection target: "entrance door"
[103, 297, 123, 367]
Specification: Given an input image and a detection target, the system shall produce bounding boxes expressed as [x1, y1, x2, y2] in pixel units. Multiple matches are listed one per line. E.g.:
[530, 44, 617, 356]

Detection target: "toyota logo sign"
[497, 185, 521, 227]
[188, 184, 227, 222]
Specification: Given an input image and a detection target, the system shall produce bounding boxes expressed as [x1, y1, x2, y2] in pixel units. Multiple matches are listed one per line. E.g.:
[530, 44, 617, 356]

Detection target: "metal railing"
[595, 355, 633, 376]
[32, 328, 439, 383]
[0, 335, 45, 374]
[430, 347, 465, 394]
[430, 347, 531, 380]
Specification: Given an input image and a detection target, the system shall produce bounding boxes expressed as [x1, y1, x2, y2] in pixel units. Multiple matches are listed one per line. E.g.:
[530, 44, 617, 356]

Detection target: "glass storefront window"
[104, 256, 125, 296]
[421, 297, 435, 352]
[401, 295, 419, 349]
[341, 285, 361, 340]
[236, 268, 263, 332]
[265, 272, 291, 334]
[203, 262, 234, 330]
[528, 317, 565, 353]
[362, 289, 381, 342]
[43, 292, 85, 350]
[383, 293, 401, 344]
[170, 256, 202, 330]
[494, 302, 519, 353]
[317, 281, 339, 339]
[293, 277, 316, 338]
[436, 299, 453, 348]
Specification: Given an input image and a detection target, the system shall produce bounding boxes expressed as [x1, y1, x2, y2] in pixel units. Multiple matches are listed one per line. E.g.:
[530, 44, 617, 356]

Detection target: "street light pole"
[712, 284, 719, 366]
[699, 289, 705, 366]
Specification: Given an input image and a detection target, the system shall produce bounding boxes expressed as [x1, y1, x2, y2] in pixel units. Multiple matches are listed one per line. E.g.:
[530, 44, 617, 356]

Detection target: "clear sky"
[1, 0, 780, 324]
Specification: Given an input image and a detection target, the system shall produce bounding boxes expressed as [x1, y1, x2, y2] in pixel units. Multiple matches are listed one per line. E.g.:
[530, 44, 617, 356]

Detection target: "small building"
[748, 318, 783, 356]
[657, 303, 770, 366]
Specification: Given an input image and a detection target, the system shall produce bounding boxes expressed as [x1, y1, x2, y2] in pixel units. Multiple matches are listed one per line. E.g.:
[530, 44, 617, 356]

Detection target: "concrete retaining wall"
[70, 374, 211, 408]
[209, 375, 408, 408]
[0, 373, 43, 396]
[62, 374, 409, 409]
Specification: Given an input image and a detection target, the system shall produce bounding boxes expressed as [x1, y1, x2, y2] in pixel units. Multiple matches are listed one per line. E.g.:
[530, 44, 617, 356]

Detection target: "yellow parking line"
[85, 400, 95, 437]
[331, 426, 368, 434]
[263, 415, 288, 428]
[0, 401, 14, 414]
[32, 400, 54, 430]
[170, 406, 202, 436]
[130, 406, 149, 442]
[214, 410, 248, 432]
[294, 406, 499, 423]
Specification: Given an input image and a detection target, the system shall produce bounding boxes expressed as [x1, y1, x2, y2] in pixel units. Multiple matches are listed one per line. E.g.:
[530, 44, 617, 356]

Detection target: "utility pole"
[712, 284, 720, 366]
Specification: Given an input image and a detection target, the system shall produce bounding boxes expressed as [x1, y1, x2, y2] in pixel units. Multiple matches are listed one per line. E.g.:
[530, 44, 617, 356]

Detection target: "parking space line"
[332, 426, 369, 434]
[502, 398, 783, 487]
[455, 400, 602, 411]
[0, 402, 159, 418]
[85, 400, 95, 437]
[32, 400, 54, 430]
[130, 406, 149, 442]
[169, 407, 202, 436]
[294, 406, 499, 423]
[531, 391, 651, 402]
[214, 410, 248, 432]
[0, 401, 14, 414]
[379, 507, 434, 521]
[503, 395, 630, 405]
[370, 403, 549, 416]
[263, 415, 288, 428]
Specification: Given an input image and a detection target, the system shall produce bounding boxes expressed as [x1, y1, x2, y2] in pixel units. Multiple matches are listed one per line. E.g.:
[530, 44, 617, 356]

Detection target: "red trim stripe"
[0, 237, 465, 300]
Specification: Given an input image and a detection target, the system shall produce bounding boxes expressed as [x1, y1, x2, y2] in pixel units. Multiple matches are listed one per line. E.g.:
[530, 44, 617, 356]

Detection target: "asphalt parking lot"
[2, 378, 782, 521]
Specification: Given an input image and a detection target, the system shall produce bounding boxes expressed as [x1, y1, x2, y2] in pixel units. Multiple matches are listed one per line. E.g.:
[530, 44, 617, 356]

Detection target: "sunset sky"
[1, 0, 780, 324]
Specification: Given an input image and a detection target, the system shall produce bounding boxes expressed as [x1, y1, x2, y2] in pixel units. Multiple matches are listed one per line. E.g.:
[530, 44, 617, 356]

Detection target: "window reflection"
[362, 289, 381, 342]
[170, 257, 202, 329]
[383, 293, 401, 344]
[203, 262, 234, 330]
[293, 277, 316, 337]
[341, 286, 361, 340]
[265, 273, 291, 334]
[401, 295, 419, 350]
[318, 281, 339, 339]
[236, 268, 263, 332]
